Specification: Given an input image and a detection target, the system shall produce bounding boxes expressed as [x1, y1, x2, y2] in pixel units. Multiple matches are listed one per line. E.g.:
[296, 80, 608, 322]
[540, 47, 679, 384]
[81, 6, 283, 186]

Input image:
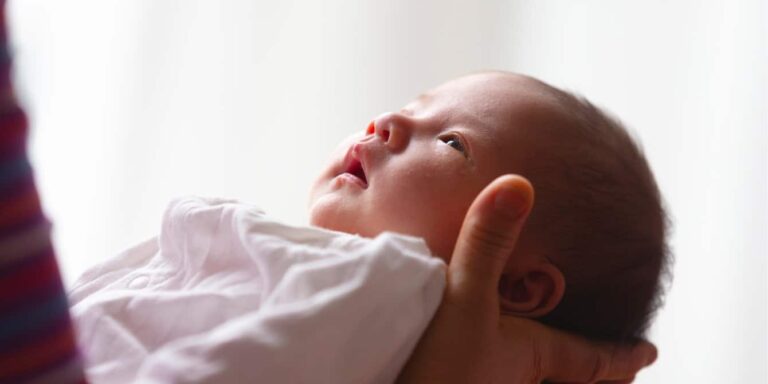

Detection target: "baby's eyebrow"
[415, 93, 434, 105]
[401, 93, 434, 114]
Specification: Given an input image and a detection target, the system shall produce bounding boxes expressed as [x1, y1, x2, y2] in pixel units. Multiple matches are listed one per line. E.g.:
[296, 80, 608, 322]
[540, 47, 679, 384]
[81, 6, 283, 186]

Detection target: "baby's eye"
[440, 134, 467, 155]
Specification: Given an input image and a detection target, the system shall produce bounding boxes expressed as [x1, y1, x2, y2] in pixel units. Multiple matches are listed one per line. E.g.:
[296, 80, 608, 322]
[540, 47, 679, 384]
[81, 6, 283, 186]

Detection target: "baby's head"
[309, 71, 669, 341]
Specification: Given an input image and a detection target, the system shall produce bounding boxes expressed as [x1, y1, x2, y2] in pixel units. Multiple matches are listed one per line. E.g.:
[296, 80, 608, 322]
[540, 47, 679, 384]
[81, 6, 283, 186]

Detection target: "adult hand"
[397, 175, 657, 384]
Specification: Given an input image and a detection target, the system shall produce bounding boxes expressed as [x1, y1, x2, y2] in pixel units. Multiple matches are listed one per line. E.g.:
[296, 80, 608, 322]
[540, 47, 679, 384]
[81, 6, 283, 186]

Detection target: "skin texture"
[309, 72, 569, 316]
[396, 175, 657, 383]
[309, 72, 563, 261]
[309, 72, 658, 382]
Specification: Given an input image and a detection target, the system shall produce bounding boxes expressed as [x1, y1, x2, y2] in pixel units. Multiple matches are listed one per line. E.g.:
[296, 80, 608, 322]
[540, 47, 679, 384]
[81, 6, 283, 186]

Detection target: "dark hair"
[519, 81, 672, 342]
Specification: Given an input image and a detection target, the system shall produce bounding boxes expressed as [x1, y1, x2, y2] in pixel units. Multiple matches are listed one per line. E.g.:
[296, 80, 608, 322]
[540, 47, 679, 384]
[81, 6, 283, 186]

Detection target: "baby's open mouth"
[343, 157, 368, 188]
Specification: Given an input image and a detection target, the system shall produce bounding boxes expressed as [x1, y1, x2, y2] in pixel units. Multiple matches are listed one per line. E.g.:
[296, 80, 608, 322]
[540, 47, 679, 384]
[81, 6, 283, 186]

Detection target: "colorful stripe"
[0, 0, 88, 382]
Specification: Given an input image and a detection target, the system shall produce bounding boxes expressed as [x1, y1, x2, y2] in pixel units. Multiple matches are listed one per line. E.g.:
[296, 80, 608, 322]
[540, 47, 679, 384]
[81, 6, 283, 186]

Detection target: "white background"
[8, 0, 766, 382]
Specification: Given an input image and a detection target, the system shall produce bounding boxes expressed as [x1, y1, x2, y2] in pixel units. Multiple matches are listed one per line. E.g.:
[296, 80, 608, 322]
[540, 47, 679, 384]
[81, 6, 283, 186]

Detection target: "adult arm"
[397, 175, 656, 384]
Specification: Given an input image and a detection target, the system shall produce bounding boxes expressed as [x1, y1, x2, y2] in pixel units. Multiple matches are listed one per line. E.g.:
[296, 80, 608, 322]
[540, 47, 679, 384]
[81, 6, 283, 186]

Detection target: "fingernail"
[645, 347, 658, 366]
[494, 189, 527, 217]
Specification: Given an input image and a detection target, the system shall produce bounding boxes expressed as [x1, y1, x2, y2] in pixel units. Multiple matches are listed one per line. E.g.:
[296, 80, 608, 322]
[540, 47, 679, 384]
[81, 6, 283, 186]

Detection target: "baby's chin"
[308, 197, 368, 236]
[309, 203, 454, 263]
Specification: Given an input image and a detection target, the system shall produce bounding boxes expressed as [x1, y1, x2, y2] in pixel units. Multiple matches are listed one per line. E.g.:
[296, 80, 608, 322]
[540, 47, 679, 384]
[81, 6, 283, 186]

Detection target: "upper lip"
[341, 142, 369, 188]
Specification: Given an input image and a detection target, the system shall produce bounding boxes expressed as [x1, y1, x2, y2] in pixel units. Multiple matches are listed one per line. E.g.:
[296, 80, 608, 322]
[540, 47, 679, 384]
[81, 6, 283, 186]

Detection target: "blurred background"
[7, 0, 766, 382]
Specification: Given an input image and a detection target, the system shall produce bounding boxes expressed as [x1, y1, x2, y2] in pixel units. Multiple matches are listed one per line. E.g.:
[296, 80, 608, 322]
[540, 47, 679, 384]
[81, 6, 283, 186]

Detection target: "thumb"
[542, 333, 657, 383]
[448, 174, 534, 304]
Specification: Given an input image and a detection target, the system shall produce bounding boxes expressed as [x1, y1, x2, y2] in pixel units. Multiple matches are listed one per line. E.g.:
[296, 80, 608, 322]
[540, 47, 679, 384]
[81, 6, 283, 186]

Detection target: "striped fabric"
[0, 2, 87, 383]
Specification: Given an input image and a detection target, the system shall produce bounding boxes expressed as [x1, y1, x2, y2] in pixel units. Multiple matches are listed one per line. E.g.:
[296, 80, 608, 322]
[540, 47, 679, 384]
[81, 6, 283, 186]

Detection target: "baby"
[68, 71, 667, 382]
[309, 71, 669, 341]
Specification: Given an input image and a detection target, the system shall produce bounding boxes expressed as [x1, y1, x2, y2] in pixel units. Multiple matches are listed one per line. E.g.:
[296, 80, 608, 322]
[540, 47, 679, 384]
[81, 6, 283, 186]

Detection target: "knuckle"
[467, 221, 512, 254]
[589, 353, 611, 383]
[528, 341, 545, 384]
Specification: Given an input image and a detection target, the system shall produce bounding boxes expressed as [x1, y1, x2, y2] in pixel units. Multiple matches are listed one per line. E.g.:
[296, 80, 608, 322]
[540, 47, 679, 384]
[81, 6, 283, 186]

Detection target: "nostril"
[371, 111, 408, 146]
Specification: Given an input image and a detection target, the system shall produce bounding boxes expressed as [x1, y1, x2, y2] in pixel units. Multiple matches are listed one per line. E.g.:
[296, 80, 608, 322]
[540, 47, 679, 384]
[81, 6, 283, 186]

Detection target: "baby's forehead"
[409, 74, 569, 174]
[428, 73, 569, 127]
[436, 72, 552, 102]
[439, 74, 574, 140]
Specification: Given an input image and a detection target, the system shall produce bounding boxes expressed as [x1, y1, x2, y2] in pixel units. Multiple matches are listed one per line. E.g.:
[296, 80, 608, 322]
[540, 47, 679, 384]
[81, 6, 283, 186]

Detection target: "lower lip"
[335, 173, 368, 189]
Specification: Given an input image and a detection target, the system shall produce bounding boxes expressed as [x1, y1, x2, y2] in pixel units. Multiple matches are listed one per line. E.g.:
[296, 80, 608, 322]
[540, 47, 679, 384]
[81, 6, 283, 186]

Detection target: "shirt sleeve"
[0, 2, 88, 383]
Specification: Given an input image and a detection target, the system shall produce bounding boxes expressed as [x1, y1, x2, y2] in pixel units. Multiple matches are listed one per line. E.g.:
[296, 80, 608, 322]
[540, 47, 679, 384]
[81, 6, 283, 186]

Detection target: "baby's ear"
[498, 260, 565, 318]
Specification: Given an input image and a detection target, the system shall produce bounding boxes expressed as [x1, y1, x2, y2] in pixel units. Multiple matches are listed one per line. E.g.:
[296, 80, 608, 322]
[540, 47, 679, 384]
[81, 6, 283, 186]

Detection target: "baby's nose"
[369, 112, 412, 151]
[366, 120, 389, 141]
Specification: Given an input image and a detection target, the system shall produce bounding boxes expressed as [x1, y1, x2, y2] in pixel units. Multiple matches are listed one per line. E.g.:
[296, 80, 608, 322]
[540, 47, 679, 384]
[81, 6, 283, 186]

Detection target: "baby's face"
[309, 72, 559, 260]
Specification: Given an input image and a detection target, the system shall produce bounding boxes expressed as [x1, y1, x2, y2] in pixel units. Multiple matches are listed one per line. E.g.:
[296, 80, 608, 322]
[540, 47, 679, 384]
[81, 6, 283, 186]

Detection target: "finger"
[543, 330, 657, 383]
[598, 377, 635, 384]
[545, 376, 635, 383]
[448, 174, 534, 303]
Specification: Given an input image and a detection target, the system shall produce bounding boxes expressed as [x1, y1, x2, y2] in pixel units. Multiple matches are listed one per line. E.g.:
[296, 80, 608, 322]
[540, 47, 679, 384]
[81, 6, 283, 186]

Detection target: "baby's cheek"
[378, 187, 463, 256]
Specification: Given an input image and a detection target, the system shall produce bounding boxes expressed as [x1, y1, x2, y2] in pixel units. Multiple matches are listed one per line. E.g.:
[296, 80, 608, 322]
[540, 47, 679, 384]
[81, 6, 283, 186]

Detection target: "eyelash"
[440, 134, 468, 156]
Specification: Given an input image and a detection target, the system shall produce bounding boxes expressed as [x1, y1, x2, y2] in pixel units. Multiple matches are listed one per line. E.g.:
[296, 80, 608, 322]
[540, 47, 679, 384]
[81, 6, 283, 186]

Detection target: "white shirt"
[69, 197, 445, 384]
